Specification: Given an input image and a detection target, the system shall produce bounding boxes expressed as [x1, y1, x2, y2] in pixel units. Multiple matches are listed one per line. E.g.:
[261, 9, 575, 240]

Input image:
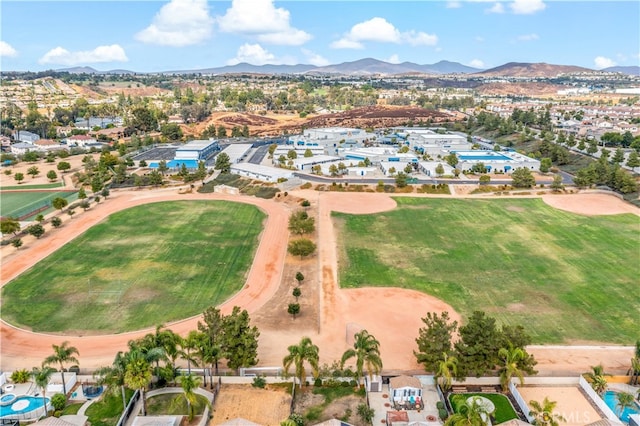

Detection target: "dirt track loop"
[1, 189, 637, 374]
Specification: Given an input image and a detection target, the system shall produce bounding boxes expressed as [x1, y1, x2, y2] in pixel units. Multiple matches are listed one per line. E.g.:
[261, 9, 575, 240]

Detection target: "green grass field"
[0, 190, 77, 219]
[335, 198, 639, 344]
[1, 201, 265, 333]
[2, 182, 64, 190]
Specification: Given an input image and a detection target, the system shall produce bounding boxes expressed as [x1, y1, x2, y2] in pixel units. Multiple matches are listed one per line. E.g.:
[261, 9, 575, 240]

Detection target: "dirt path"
[1, 189, 637, 375]
[542, 192, 640, 216]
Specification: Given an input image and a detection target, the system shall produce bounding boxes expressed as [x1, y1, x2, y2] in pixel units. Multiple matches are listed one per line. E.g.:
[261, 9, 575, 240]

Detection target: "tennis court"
[0, 191, 78, 220]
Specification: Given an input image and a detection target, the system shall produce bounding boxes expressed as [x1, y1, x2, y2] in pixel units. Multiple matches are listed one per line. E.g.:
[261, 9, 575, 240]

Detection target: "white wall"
[578, 376, 620, 422]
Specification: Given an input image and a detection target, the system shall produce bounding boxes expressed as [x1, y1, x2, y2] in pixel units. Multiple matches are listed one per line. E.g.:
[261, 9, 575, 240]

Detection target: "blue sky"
[1, 0, 638, 72]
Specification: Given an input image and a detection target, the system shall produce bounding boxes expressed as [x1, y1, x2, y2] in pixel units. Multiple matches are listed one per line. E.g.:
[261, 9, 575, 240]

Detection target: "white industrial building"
[221, 143, 253, 164]
[454, 150, 541, 173]
[273, 145, 325, 158]
[339, 147, 418, 165]
[175, 139, 219, 161]
[230, 163, 294, 183]
[408, 133, 471, 156]
[379, 161, 416, 177]
[419, 161, 456, 177]
[292, 155, 341, 171]
[302, 127, 369, 142]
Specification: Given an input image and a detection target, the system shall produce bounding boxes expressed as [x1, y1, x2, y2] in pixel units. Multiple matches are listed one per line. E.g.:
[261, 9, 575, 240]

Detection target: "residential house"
[11, 142, 38, 155]
[12, 130, 40, 143]
[66, 134, 97, 147]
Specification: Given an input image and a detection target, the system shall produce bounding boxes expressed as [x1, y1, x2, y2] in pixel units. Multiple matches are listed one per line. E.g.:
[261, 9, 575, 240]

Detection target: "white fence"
[46, 372, 77, 395]
[577, 376, 620, 422]
[509, 382, 532, 422]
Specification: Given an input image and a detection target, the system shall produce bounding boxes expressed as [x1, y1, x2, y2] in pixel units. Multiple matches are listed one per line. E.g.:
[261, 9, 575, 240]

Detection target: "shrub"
[288, 413, 305, 426]
[341, 380, 351, 387]
[357, 403, 375, 423]
[301, 199, 310, 207]
[51, 393, 66, 411]
[436, 401, 444, 410]
[439, 408, 449, 420]
[251, 375, 266, 388]
[314, 377, 323, 387]
[11, 369, 30, 383]
[300, 182, 312, 189]
[349, 379, 358, 387]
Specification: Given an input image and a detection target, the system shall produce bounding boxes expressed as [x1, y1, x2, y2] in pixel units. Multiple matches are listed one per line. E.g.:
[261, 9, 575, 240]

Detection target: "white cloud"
[594, 56, 616, 69]
[330, 39, 364, 50]
[486, 3, 505, 13]
[332, 17, 437, 49]
[302, 49, 330, 66]
[39, 44, 128, 65]
[446, 1, 462, 8]
[217, 0, 311, 45]
[470, 59, 485, 68]
[257, 29, 311, 46]
[517, 33, 539, 41]
[136, 0, 213, 47]
[386, 54, 400, 64]
[475, 36, 485, 43]
[226, 43, 297, 66]
[0, 41, 18, 57]
[510, 0, 546, 14]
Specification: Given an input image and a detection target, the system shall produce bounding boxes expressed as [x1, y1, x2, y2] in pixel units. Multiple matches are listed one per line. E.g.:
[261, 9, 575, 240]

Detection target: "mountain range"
[55, 58, 640, 77]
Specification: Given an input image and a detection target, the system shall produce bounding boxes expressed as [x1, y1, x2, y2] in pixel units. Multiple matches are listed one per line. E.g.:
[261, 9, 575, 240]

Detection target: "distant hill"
[308, 58, 481, 75]
[166, 63, 316, 75]
[479, 62, 592, 77]
[603, 66, 640, 76]
[55, 66, 136, 74]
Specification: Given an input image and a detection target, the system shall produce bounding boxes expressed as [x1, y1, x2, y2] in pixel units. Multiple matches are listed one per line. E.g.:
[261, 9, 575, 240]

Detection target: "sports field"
[335, 197, 639, 344]
[1, 200, 265, 333]
[0, 190, 77, 219]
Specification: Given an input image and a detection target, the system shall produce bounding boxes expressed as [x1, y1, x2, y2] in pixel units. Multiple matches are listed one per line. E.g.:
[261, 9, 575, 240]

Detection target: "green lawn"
[0, 190, 77, 219]
[336, 198, 639, 343]
[449, 393, 518, 423]
[1, 201, 265, 333]
[2, 182, 64, 190]
[146, 393, 209, 416]
[85, 389, 134, 426]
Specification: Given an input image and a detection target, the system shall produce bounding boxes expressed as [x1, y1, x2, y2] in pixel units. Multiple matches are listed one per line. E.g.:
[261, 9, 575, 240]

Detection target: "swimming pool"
[603, 390, 640, 422]
[0, 396, 50, 419]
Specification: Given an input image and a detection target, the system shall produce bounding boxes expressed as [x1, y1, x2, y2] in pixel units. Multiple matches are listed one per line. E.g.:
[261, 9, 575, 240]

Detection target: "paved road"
[248, 145, 270, 164]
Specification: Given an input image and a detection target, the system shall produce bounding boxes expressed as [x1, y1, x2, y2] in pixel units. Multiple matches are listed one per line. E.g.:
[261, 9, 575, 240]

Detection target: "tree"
[616, 392, 635, 416]
[124, 350, 153, 416]
[14, 172, 24, 184]
[44, 341, 80, 394]
[584, 364, 609, 396]
[94, 351, 130, 411]
[288, 303, 300, 319]
[32, 366, 55, 417]
[341, 330, 383, 389]
[288, 210, 315, 235]
[445, 395, 492, 426]
[12, 238, 23, 250]
[28, 223, 45, 239]
[56, 161, 71, 173]
[436, 353, 458, 392]
[612, 148, 625, 164]
[415, 312, 458, 373]
[160, 123, 183, 141]
[78, 187, 87, 200]
[528, 397, 566, 426]
[158, 160, 168, 175]
[149, 170, 163, 186]
[292, 287, 301, 302]
[357, 403, 375, 423]
[627, 151, 640, 168]
[47, 170, 58, 181]
[470, 163, 487, 174]
[539, 158, 552, 173]
[295, 272, 304, 285]
[395, 172, 408, 188]
[479, 175, 491, 185]
[288, 238, 316, 259]
[445, 153, 459, 168]
[101, 187, 110, 199]
[67, 209, 76, 219]
[175, 374, 204, 421]
[27, 166, 40, 179]
[287, 150, 297, 160]
[51, 217, 62, 228]
[222, 306, 260, 374]
[214, 152, 231, 173]
[498, 344, 526, 391]
[304, 149, 313, 157]
[328, 164, 339, 176]
[454, 311, 501, 378]
[435, 163, 445, 176]
[179, 331, 201, 375]
[198, 306, 224, 377]
[217, 126, 227, 138]
[52, 197, 68, 211]
[283, 337, 320, 388]
[550, 174, 564, 192]
[1, 217, 20, 235]
[196, 161, 207, 183]
[511, 167, 535, 188]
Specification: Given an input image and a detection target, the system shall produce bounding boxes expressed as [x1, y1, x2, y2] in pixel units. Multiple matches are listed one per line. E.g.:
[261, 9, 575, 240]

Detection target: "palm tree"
[32, 366, 55, 418]
[283, 337, 320, 389]
[179, 331, 201, 375]
[584, 364, 609, 396]
[340, 330, 383, 389]
[498, 344, 526, 391]
[172, 374, 204, 421]
[94, 351, 129, 410]
[436, 353, 458, 392]
[445, 396, 491, 426]
[124, 350, 153, 416]
[616, 392, 635, 416]
[44, 341, 80, 394]
[529, 397, 566, 426]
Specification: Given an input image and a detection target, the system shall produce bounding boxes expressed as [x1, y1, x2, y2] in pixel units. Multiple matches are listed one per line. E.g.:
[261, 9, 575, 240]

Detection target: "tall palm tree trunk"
[59, 365, 67, 394]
